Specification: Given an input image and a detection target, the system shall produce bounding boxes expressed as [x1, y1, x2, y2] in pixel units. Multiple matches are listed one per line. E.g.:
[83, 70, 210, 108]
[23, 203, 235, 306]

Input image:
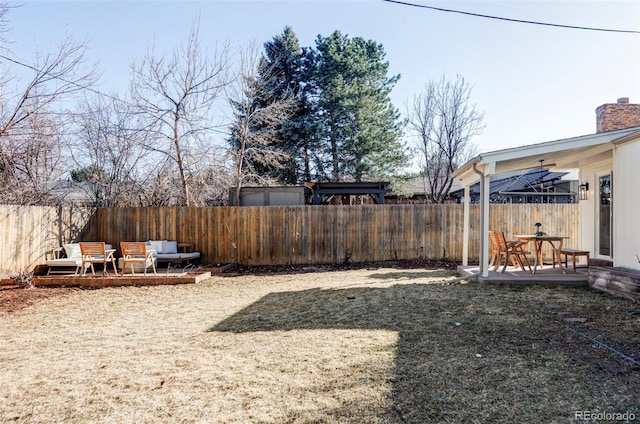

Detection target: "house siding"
[613, 138, 640, 269]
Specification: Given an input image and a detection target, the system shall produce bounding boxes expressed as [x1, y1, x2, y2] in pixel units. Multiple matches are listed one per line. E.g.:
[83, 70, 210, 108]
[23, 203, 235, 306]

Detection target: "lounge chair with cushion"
[46, 243, 87, 275]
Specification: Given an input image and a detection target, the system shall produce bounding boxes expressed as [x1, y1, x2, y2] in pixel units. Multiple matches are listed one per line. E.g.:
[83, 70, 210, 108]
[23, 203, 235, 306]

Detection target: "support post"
[462, 185, 470, 266]
[480, 173, 490, 277]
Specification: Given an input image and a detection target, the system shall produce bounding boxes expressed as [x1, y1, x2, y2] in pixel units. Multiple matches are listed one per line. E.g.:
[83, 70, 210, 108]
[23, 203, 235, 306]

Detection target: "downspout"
[472, 162, 486, 276]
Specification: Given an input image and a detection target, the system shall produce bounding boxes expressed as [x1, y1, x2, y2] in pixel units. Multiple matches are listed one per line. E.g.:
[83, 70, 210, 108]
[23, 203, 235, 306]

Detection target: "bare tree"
[72, 94, 160, 207]
[0, 107, 66, 204]
[138, 159, 183, 206]
[130, 17, 230, 206]
[0, 3, 98, 204]
[408, 75, 484, 203]
[227, 42, 295, 206]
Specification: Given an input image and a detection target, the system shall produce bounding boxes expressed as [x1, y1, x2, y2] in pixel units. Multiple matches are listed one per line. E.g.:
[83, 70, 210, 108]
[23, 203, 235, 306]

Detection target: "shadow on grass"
[367, 269, 454, 281]
[209, 283, 639, 423]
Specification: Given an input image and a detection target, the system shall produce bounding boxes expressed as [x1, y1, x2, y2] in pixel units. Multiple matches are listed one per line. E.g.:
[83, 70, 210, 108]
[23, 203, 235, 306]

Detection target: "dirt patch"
[0, 286, 81, 313]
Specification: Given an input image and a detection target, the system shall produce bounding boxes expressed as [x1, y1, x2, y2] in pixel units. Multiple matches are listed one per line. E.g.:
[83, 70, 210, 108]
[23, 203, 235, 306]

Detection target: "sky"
[5, 0, 640, 155]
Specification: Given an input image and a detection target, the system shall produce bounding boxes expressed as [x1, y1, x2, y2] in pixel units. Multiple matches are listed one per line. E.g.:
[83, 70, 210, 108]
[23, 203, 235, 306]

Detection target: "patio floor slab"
[458, 264, 589, 286]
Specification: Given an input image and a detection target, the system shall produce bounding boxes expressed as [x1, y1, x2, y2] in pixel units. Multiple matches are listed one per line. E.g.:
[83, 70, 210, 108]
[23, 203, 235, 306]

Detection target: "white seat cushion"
[47, 258, 83, 267]
[63, 243, 82, 259]
[147, 240, 166, 254]
[162, 241, 178, 254]
[155, 252, 200, 260]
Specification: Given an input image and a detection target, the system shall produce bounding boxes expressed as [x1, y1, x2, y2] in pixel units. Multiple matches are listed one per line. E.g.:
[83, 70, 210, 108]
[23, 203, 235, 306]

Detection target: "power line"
[382, 0, 640, 34]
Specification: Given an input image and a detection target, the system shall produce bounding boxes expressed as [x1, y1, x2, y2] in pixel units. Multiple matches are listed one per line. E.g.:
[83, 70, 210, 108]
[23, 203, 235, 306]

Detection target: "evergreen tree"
[226, 42, 294, 204]
[253, 26, 317, 184]
[310, 31, 408, 182]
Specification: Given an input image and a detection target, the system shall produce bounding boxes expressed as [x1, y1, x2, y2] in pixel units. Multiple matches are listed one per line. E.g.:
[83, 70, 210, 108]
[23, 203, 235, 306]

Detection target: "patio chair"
[489, 232, 500, 268]
[46, 243, 88, 275]
[489, 231, 531, 273]
[79, 242, 118, 276]
[120, 242, 157, 275]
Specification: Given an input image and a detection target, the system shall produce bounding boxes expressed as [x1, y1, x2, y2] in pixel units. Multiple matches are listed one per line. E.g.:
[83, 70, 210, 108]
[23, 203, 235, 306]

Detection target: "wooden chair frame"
[489, 231, 532, 273]
[120, 242, 157, 275]
[79, 242, 118, 276]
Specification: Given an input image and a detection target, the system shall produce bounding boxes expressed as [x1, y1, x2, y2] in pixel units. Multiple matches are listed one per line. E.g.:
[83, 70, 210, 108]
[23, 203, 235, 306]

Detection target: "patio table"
[514, 235, 569, 274]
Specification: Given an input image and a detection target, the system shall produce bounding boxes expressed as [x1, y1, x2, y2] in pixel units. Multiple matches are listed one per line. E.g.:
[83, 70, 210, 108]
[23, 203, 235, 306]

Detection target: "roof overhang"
[452, 126, 640, 186]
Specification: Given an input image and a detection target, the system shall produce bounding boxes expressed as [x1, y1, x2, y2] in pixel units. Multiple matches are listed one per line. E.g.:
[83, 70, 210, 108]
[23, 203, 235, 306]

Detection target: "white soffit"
[453, 127, 640, 184]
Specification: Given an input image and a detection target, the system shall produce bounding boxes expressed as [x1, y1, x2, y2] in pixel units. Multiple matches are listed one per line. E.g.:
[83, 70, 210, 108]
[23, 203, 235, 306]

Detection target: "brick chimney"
[596, 97, 640, 133]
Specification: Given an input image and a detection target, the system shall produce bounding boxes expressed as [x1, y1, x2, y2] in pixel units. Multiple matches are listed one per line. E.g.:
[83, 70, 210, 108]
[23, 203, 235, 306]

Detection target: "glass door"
[598, 174, 611, 257]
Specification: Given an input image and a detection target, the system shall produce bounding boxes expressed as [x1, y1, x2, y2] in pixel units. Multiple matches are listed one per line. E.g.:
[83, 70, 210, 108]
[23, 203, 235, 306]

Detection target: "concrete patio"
[458, 264, 589, 285]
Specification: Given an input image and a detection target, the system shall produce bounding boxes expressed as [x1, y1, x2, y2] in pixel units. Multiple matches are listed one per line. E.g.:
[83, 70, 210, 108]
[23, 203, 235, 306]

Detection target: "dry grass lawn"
[1, 267, 639, 423]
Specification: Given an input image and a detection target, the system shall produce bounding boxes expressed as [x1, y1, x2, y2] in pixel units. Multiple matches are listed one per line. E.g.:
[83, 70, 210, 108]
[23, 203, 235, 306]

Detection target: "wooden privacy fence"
[0, 205, 93, 274]
[82, 204, 580, 267]
[0, 203, 580, 272]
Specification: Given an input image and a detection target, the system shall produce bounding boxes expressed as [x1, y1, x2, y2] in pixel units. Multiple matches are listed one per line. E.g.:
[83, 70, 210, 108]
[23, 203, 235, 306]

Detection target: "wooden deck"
[458, 264, 589, 286]
[31, 265, 231, 288]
